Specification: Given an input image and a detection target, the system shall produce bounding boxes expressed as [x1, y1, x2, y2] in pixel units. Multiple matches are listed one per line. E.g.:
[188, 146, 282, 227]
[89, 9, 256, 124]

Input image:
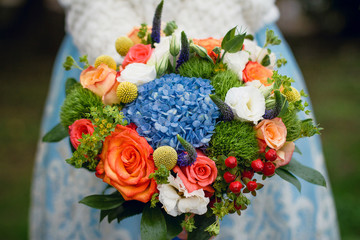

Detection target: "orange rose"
[193, 37, 222, 61]
[255, 118, 287, 150]
[80, 63, 119, 105]
[243, 61, 273, 86]
[95, 125, 157, 203]
[173, 150, 217, 193]
[122, 44, 152, 68]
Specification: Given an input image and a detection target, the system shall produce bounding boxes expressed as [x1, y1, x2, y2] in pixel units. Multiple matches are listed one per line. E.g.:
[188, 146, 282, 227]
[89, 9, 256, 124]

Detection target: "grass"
[0, 7, 359, 240]
[287, 35, 360, 239]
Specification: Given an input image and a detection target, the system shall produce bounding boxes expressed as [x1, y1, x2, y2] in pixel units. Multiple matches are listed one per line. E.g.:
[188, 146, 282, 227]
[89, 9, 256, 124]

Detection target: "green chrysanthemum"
[207, 121, 259, 168]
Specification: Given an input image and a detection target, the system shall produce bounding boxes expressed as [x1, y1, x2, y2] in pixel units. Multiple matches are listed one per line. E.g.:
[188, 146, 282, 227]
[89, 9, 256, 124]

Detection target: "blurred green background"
[0, 0, 359, 239]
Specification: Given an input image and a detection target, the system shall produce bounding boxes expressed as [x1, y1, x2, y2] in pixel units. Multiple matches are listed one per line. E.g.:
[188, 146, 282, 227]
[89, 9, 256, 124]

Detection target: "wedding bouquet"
[43, 1, 325, 239]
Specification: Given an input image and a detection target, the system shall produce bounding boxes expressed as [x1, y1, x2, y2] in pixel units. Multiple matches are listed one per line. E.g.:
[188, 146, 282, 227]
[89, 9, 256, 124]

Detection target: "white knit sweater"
[58, 0, 279, 63]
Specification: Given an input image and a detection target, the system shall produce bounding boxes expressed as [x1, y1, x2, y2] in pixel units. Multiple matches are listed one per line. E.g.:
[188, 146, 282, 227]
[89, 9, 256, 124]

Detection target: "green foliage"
[149, 165, 170, 184]
[210, 69, 242, 100]
[205, 220, 220, 236]
[60, 85, 103, 128]
[187, 213, 216, 240]
[264, 28, 281, 47]
[261, 54, 271, 67]
[63, 55, 88, 71]
[65, 78, 78, 95]
[178, 56, 214, 79]
[276, 57, 287, 68]
[207, 121, 258, 168]
[141, 205, 167, 240]
[276, 168, 301, 192]
[79, 55, 89, 68]
[163, 213, 184, 239]
[221, 27, 246, 53]
[190, 43, 214, 64]
[300, 119, 322, 138]
[79, 193, 124, 210]
[42, 123, 69, 142]
[138, 23, 150, 44]
[65, 105, 126, 170]
[163, 21, 178, 36]
[281, 158, 326, 187]
[150, 193, 159, 208]
[281, 109, 302, 141]
[181, 215, 197, 233]
[101, 200, 145, 223]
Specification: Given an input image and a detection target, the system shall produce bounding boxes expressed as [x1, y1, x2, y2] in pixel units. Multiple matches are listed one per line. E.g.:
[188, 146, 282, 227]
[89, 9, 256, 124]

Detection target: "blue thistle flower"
[122, 74, 220, 150]
[263, 90, 282, 119]
[177, 151, 193, 167]
[151, 0, 164, 44]
[176, 31, 190, 71]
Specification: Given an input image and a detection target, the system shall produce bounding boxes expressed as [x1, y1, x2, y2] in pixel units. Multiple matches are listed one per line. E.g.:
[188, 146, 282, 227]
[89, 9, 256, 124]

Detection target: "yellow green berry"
[115, 36, 134, 56]
[283, 87, 301, 102]
[153, 146, 178, 170]
[94, 55, 117, 70]
[116, 82, 138, 104]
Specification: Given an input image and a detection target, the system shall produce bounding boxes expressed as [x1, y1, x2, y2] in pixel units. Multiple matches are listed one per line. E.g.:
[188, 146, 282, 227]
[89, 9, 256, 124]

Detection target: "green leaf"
[188, 214, 216, 240]
[261, 54, 270, 67]
[224, 33, 246, 53]
[164, 213, 185, 239]
[294, 145, 302, 155]
[141, 205, 167, 240]
[79, 194, 125, 210]
[114, 200, 145, 223]
[42, 123, 69, 142]
[100, 209, 112, 222]
[65, 78, 79, 96]
[276, 168, 301, 192]
[281, 159, 327, 187]
[221, 27, 237, 49]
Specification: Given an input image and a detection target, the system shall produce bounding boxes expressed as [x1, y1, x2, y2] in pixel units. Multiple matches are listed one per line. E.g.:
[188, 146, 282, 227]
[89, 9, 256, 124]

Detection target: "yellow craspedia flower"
[94, 55, 117, 70]
[115, 36, 134, 56]
[283, 86, 301, 102]
[116, 82, 138, 104]
[153, 146, 178, 170]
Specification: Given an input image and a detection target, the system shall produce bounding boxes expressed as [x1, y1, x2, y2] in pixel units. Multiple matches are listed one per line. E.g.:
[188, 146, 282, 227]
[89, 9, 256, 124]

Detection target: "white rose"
[225, 86, 266, 124]
[243, 39, 276, 69]
[223, 50, 250, 80]
[117, 63, 156, 86]
[245, 80, 273, 98]
[157, 174, 209, 217]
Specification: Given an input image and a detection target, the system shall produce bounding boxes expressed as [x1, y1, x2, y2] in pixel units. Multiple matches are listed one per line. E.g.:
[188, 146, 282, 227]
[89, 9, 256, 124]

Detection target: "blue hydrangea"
[122, 73, 219, 150]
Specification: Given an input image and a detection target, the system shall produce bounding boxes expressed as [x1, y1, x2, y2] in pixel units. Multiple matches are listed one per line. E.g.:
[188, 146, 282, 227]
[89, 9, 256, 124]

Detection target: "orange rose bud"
[242, 61, 273, 86]
[122, 44, 153, 68]
[80, 63, 119, 105]
[193, 37, 222, 61]
[96, 125, 157, 203]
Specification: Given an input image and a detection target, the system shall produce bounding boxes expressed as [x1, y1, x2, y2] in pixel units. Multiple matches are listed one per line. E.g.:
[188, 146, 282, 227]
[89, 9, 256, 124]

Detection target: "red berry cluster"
[223, 156, 243, 194]
[250, 149, 277, 177]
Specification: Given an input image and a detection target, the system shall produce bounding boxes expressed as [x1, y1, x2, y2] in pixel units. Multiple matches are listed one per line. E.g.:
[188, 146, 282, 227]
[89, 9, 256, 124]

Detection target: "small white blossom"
[117, 63, 156, 86]
[157, 174, 209, 217]
[225, 86, 266, 124]
[223, 50, 250, 81]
